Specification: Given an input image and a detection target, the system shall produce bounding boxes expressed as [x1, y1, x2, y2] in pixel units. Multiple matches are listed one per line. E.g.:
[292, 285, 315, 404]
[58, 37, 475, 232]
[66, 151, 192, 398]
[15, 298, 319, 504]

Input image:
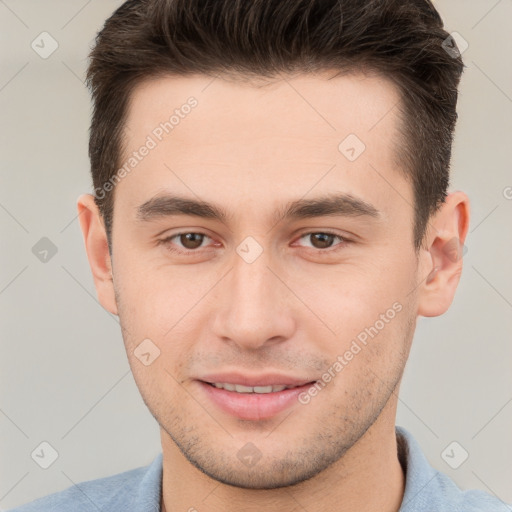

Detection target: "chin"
[193, 462, 321, 490]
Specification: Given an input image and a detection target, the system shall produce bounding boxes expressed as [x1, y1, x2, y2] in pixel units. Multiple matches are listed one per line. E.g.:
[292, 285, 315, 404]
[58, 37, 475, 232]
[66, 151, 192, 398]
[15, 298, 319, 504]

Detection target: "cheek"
[113, 256, 202, 335]
[321, 304, 415, 406]
[298, 256, 416, 346]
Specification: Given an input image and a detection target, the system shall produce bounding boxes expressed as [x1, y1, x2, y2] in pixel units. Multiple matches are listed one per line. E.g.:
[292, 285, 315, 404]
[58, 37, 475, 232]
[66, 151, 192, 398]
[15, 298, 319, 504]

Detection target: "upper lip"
[199, 372, 316, 387]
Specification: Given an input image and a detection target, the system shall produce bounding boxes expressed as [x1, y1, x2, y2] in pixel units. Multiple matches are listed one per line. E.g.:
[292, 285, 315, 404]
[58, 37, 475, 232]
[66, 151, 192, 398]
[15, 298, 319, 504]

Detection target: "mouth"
[205, 382, 306, 393]
[197, 376, 317, 421]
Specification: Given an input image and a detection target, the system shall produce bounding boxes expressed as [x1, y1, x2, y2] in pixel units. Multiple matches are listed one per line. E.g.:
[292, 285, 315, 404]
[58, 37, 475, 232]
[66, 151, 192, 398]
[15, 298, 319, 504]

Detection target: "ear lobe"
[417, 191, 470, 318]
[77, 194, 118, 315]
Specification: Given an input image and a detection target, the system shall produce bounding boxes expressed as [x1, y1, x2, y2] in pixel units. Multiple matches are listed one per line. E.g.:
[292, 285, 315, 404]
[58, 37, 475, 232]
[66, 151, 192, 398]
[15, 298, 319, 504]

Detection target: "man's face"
[110, 71, 421, 488]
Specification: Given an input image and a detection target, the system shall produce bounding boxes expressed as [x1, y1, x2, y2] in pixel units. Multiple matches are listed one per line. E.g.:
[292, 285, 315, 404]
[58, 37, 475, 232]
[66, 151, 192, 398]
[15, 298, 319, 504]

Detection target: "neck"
[160, 404, 405, 512]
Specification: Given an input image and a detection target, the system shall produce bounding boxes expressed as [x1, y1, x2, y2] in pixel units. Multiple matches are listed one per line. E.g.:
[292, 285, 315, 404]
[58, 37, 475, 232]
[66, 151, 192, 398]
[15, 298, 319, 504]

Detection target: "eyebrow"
[136, 193, 381, 225]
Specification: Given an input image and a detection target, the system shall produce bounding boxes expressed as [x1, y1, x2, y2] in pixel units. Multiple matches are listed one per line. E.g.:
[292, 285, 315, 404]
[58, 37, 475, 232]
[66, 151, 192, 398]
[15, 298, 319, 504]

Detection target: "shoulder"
[396, 426, 510, 512]
[7, 454, 162, 512]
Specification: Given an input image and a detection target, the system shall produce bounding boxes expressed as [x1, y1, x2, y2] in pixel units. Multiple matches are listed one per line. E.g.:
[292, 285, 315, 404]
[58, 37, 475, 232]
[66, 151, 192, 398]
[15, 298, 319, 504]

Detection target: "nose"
[211, 245, 297, 351]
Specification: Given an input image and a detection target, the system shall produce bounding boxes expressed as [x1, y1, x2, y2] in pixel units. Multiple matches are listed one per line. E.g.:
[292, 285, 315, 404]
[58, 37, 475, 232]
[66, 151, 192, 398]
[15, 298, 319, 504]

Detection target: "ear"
[417, 191, 470, 317]
[77, 194, 118, 315]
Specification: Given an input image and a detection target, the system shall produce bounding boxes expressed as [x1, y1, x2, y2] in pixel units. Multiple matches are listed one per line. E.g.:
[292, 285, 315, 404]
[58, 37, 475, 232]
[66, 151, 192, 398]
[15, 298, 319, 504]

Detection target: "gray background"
[1, 0, 511, 509]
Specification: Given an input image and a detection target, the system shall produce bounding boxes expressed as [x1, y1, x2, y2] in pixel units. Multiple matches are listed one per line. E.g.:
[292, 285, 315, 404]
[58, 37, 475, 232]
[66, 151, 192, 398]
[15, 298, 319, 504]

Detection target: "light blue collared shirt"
[9, 426, 510, 511]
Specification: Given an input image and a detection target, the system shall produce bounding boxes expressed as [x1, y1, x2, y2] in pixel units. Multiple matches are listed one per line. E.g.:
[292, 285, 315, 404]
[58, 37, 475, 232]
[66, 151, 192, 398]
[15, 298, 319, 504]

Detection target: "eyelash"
[159, 230, 350, 255]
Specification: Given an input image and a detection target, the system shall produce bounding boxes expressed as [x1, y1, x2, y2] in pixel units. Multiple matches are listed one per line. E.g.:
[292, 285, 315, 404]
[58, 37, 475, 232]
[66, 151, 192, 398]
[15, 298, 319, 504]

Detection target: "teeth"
[235, 384, 254, 393]
[211, 383, 290, 393]
[253, 386, 274, 393]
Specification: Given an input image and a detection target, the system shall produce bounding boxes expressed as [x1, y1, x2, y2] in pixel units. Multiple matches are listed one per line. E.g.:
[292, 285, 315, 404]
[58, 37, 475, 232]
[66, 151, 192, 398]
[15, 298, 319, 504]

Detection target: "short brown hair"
[86, 0, 464, 249]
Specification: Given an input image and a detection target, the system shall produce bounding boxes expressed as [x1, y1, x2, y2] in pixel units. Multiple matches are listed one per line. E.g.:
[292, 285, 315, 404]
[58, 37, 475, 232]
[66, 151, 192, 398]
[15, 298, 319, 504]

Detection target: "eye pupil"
[180, 233, 204, 249]
[310, 233, 335, 249]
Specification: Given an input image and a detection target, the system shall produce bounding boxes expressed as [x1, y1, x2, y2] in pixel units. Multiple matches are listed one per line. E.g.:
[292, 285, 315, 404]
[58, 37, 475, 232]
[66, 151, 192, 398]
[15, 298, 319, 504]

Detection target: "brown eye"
[298, 232, 345, 250]
[308, 233, 336, 249]
[160, 232, 213, 254]
[177, 233, 206, 250]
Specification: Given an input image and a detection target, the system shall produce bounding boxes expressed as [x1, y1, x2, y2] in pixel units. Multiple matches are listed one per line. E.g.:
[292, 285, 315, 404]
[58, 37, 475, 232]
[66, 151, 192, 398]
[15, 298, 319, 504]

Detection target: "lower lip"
[198, 381, 315, 421]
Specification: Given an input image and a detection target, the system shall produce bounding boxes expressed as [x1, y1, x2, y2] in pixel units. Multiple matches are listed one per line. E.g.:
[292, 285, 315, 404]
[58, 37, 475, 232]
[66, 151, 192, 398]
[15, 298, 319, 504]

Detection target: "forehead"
[124, 70, 401, 147]
[117, 71, 408, 226]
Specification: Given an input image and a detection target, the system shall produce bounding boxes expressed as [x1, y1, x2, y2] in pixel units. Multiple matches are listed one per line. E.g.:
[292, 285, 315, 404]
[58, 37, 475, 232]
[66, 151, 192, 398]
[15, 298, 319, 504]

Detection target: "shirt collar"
[396, 425, 441, 511]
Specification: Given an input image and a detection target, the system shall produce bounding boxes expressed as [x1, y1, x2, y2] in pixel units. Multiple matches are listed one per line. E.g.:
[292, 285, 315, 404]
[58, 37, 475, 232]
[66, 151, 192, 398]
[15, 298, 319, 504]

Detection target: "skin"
[78, 71, 469, 512]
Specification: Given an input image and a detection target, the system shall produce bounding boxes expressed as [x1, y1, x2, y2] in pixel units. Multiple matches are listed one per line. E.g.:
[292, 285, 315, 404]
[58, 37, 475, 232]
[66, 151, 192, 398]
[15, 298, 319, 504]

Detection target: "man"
[9, 0, 510, 511]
